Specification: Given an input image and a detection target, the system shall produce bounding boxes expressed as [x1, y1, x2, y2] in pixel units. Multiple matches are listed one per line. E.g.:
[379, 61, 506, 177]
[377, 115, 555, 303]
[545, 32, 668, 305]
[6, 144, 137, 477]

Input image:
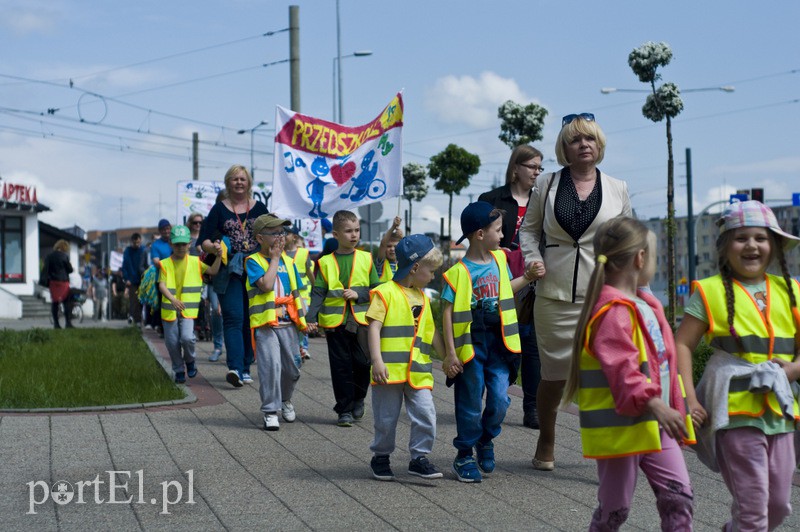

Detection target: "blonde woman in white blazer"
[519, 113, 632, 471]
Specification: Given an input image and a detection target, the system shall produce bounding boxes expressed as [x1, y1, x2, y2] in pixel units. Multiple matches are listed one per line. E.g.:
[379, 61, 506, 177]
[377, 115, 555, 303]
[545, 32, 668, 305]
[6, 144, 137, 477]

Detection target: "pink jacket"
[588, 285, 687, 419]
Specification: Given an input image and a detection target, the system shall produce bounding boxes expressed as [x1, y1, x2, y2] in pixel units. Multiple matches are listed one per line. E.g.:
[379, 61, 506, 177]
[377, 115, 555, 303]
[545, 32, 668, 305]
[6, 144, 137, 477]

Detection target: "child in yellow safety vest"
[366, 234, 446, 481]
[676, 200, 800, 531]
[158, 225, 221, 384]
[375, 216, 403, 283]
[307, 210, 380, 428]
[441, 202, 542, 483]
[563, 217, 695, 531]
[245, 214, 311, 432]
[284, 224, 314, 362]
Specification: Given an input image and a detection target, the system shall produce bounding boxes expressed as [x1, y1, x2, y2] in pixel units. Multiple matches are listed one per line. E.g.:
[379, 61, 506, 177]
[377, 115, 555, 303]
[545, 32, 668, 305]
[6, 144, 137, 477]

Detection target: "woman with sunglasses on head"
[479, 144, 545, 430]
[519, 113, 632, 471]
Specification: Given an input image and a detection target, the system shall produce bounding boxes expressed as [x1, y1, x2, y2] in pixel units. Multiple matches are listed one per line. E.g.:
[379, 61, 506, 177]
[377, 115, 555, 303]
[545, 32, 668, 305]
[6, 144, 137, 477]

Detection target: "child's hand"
[269, 236, 284, 259]
[342, 288, 358, 301]
[173, 298, 186, 312]
[372, 360, 390, 384]
[773, 358, 800, 382]
[442, 353, 463, 379]
[212, 241, 223, 255]
[686, 398, 708, 428]
[647, 397, 686, 440]
[306, 322, 317, 334]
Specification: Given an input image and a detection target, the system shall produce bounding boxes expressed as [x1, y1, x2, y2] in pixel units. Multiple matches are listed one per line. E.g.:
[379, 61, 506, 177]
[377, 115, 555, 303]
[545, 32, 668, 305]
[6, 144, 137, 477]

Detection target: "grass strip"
[0, 327, 185, 409]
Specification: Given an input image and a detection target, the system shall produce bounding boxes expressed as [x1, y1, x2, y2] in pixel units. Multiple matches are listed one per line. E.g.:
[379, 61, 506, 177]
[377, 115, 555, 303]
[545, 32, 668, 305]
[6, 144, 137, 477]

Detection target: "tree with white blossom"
[628, 41, 684, 327]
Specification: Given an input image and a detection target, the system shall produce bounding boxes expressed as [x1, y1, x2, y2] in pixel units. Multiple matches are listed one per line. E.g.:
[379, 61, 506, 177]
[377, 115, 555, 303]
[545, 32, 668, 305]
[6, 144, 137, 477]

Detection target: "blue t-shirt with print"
[442, 257, 511, 314]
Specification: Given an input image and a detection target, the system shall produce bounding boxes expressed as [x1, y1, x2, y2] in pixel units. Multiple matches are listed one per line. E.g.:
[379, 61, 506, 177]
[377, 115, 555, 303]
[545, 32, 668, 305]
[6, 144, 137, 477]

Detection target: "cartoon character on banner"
[305, 156, 333, 219]
[340, 150, 386, 202]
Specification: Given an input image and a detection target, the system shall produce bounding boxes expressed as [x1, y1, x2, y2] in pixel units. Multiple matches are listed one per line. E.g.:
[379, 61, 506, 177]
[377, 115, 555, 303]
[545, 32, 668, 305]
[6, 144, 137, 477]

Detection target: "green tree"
[429, 144, 481, 242]
[402, 162, 429, 233]
[497, 100, 548, 149]
[628, 41, 684, 327]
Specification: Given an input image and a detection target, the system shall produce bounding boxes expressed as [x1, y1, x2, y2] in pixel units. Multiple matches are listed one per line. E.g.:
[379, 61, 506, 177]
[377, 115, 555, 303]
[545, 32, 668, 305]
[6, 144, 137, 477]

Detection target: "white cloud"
[424, 71, 533, 128]
[0, 1, 62, 35]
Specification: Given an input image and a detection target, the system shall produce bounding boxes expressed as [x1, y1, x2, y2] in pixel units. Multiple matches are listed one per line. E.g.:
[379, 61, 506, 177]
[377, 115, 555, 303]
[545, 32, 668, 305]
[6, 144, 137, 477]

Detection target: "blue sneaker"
[174, 371, 186, 384]
[476, 441, 495, 473]
[186, 361, 197, 378]
[452, 456, 481, 483]
[209, 348, 222, 362]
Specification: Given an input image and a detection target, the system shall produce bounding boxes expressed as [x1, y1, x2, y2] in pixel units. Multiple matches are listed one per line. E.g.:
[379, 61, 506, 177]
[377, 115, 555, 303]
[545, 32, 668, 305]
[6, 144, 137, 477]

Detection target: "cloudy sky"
[1, 0, 799, 238]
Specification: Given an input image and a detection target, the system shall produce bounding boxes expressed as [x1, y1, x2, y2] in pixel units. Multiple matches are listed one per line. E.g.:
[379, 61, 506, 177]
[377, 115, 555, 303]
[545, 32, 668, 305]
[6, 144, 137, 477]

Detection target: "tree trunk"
[666, 115, 677, 328]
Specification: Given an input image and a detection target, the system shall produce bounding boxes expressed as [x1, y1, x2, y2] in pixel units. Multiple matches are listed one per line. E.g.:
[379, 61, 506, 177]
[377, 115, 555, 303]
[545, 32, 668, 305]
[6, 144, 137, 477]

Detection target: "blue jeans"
[453, 312, 512, 453]
[163, 316, 196, 373]
[219, 274, 254, 375]
[208, 287, 224, 352]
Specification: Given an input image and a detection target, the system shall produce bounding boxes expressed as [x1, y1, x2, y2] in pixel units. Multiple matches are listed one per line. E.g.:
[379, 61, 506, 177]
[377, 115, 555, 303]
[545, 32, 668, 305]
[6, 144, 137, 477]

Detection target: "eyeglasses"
[519, 163, 545, 173]
[190, 221, 202, 225]
[561, 112, 595, 127]
[260, 230, 286, 237]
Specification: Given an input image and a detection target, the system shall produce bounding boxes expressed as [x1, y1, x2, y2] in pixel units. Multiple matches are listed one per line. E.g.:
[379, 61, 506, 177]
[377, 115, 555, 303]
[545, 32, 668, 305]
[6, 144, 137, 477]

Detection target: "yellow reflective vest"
[693, 273, 800, 420]
[245, 252, 307, 330]
[378, 260, 396, 283]
[159, 256, 204, 321]
[370, 281, 435, 389]
[317, 250, 373, 328]
[293, 247, 312, 305]
[442, 250, 520, 363]
[578, 300, 696, 459]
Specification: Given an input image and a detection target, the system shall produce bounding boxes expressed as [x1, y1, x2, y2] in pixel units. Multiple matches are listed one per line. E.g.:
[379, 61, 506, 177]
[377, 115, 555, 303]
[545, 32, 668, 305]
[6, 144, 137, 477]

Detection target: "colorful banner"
[176, 180, 271, 223]
[271, 92, 403, 221]
[289, 218, 324, 253]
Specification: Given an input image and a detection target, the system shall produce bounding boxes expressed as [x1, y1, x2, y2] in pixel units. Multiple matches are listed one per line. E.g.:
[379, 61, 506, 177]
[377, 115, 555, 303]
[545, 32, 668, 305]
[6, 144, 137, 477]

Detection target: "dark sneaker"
[174, 371, 186, 384]
[337, 412, 354, 427]
[186, 361, 197, 378]
[408, 456, 443, 479]
[452, 456, 481, 483]
[352, 400, 365, 420]
[523, 410, 540, 429]
[476, 441, 495, 473]
[370, 455, 394, 481]
[226, 370, 243, 388]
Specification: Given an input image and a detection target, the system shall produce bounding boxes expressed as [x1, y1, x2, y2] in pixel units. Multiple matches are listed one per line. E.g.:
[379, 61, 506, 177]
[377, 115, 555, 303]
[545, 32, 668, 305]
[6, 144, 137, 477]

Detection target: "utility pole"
[192, 132, 199, 180]
[289, 6, 300, 112]
[686, 147, 695, 284]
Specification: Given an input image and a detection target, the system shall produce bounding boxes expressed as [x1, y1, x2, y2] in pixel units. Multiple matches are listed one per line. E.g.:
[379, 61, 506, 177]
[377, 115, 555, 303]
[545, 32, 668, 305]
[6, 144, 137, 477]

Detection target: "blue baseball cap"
[393, 234, 435, 282]
[158, 218, 171, 229]
[456, 201, 500, 244]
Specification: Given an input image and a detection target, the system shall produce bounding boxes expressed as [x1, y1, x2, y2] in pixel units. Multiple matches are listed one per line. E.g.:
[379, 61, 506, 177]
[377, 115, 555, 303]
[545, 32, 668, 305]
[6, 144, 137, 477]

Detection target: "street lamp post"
[237, 121, 269, 179]
[332, 51, 373, 122]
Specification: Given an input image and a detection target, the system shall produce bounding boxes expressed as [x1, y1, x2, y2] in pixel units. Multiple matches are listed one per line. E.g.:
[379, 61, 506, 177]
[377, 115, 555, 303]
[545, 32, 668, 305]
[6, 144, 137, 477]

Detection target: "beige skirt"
[534, 295, 583, 381]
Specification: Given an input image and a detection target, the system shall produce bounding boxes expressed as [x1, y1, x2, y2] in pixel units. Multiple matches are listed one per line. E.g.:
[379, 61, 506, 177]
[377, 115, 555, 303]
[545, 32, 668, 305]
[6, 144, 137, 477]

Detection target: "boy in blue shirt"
[442, 202, 543, 482]
[246, 214, 312, 431]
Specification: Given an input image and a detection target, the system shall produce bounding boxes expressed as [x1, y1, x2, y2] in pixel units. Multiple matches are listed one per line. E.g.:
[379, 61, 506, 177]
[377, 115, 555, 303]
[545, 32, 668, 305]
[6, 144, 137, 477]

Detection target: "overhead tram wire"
[0, 28, 289, 88]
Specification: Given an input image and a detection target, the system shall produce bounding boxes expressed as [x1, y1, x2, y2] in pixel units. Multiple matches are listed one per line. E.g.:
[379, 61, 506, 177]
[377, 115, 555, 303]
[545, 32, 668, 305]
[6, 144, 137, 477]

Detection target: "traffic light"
[751, 188, 764, 203]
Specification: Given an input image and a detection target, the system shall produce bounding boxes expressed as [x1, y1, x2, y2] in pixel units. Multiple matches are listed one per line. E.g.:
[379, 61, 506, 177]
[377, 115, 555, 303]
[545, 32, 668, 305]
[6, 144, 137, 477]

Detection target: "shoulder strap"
[539, 172, 557, 243]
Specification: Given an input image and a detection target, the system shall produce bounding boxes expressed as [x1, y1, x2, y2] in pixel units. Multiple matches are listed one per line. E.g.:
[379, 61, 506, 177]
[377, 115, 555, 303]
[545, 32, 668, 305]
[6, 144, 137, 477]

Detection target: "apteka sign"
[2, 181, 38, 205]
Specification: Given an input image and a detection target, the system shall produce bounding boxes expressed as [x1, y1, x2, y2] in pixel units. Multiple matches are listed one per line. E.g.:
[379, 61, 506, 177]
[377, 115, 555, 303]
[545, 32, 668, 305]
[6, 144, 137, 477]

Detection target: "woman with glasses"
[479, 144, 545, 430]
[200, 164, 270, 388]
[519, 114, 632, 471]
[187, 213, 204, 256]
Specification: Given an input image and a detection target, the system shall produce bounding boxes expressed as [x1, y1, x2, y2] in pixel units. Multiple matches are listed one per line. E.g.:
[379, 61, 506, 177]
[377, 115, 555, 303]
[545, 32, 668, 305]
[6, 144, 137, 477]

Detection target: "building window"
[1, 216, 24, 282]
[702, 235, 709, 245]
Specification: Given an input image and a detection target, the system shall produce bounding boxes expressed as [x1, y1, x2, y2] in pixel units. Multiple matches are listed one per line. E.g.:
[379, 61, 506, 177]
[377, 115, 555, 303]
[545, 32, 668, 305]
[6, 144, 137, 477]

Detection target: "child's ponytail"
[563, 216, 650, 406]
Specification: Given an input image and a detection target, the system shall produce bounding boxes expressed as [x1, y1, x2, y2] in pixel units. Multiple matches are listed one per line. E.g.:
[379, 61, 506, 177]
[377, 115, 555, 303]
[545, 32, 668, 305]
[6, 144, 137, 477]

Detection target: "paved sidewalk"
[1, 320, 799, 530]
